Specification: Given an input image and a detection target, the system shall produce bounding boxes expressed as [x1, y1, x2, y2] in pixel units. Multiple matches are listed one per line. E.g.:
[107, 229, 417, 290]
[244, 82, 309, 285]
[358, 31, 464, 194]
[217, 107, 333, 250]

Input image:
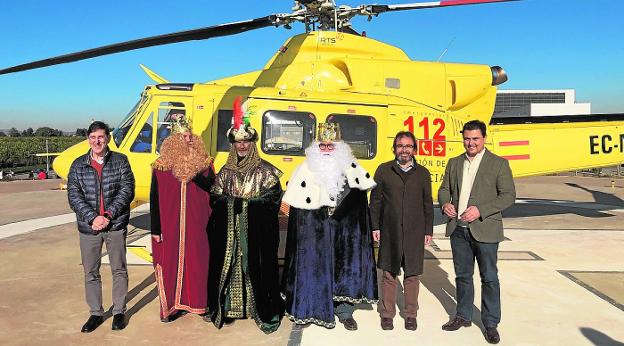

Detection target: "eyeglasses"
[396, 144, 414, 149]
[318, 143, 336, 150]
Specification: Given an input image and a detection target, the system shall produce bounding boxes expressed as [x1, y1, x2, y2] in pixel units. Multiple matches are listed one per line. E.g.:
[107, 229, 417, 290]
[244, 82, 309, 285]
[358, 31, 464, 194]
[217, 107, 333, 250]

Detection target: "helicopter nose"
[491, 66, 508, 86]
[52, 140, 91, 181]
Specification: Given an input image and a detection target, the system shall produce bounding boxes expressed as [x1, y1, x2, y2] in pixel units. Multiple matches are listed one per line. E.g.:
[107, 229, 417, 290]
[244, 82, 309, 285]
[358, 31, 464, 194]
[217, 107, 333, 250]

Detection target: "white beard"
[305, 141, 355, 199]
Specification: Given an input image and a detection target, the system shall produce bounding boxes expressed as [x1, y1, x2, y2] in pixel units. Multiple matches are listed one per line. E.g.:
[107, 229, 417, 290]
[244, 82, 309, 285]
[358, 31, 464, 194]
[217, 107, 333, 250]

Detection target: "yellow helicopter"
[2, 0, 623, 205]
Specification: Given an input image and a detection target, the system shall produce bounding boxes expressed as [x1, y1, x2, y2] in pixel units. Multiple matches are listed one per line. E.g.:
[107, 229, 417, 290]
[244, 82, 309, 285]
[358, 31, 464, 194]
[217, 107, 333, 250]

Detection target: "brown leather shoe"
[405, 317, 417, 331]
[381, 317, 394, 330]
[339, 317, 358, 331]
[442, 316, 472, 331]
[485, 327, 500, 344]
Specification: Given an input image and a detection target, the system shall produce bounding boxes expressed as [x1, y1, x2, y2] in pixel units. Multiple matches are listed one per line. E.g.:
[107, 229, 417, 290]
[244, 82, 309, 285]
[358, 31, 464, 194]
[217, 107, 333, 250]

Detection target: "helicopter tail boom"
[490, 114, 624, 177]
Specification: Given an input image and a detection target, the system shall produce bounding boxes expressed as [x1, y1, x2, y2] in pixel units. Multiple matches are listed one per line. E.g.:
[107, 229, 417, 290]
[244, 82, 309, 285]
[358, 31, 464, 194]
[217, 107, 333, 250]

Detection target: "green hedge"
[0, 137, 84, 168]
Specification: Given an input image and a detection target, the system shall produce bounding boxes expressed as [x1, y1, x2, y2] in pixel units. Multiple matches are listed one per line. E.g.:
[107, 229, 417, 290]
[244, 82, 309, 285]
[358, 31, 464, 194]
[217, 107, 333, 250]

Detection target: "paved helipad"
[0, 176, 623, 345]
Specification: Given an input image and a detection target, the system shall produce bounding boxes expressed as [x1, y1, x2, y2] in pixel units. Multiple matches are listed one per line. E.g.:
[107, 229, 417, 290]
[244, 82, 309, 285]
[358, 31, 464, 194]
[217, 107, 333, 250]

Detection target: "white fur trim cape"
[282, 159, 376, 210]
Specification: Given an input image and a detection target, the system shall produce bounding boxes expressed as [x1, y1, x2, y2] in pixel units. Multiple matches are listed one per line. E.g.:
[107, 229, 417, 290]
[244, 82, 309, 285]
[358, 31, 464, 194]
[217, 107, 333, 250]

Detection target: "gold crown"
[170, 113, 191, 134]
[317, 122, 341, 142]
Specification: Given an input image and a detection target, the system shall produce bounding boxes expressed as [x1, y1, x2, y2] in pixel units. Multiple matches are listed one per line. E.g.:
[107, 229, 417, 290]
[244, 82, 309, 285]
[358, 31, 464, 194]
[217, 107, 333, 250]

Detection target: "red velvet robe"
[150, 167, 214, 319]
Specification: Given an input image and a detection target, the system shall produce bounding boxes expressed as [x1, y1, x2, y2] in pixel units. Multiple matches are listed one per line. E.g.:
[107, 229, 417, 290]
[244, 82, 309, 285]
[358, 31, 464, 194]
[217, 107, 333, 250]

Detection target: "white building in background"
[493, 89, 591, 118]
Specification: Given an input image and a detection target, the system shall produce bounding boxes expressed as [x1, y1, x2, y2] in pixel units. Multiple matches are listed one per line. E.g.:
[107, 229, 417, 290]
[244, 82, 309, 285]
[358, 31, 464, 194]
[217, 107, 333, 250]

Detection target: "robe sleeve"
[192, 164, 216, 193]
[209, 169, 229, 208]
[150, 171, 161, 236]
[249, 181, 283, 208]
[331, 188, 367, 221]
[210, 189, 230, 212]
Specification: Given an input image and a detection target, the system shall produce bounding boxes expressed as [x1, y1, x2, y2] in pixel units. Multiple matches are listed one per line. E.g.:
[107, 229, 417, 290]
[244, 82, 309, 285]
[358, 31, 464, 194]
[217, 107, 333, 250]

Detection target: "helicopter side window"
[156, 102, 186, 153]
[216, 110, 233, 152]
[262, 110, 316, 156]
[327, 114, 377, 159]
[130, 112, 154, 153]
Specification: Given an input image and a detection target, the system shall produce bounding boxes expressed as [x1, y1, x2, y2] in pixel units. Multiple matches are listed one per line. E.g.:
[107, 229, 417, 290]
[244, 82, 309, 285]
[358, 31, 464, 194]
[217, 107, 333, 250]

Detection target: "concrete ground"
[0, 176, 623, 345]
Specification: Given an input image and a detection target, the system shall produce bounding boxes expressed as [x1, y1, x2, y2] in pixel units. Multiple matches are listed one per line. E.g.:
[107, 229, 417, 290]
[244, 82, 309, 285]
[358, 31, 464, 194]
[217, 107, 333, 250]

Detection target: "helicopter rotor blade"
[368, 0, 520, 14]
[0, 15, 281, 75]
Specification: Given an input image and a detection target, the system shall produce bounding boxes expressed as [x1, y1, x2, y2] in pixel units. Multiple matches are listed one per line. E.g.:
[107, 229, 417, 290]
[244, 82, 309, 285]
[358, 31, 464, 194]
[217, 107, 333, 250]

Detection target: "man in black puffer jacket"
[67, 121, 135, 333]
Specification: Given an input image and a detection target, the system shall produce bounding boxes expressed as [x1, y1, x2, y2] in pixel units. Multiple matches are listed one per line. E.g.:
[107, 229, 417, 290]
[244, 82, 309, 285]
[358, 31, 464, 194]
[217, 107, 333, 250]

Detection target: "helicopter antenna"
[333, 0, 339, 32]
[437, 36, 456, 62]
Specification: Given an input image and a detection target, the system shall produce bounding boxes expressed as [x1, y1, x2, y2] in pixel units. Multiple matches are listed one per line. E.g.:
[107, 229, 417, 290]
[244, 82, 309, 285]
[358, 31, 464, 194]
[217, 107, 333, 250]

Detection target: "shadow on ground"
[580, 327, 624, 346]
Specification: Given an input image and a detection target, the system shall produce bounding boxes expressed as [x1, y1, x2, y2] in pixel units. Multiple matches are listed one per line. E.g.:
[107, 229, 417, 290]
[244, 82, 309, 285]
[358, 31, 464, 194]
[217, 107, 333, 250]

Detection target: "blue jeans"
[450, 226, 500, 327]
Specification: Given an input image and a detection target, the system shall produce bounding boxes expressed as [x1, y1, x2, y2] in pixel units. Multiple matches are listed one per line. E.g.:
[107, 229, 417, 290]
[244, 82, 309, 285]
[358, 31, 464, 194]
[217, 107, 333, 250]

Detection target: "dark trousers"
[450, 226, 500, 327]
[79, 230, 128, 316]
[379, 271, 420, 319]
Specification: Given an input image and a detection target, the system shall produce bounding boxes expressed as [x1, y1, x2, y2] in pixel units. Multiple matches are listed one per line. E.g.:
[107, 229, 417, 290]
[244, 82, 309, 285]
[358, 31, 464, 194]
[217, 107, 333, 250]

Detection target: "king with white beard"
[281, 122, 378, 331]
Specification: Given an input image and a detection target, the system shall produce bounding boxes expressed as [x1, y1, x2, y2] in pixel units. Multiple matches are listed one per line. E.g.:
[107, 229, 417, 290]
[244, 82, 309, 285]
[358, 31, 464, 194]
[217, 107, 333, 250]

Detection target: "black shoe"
[442, 316, 472, 331]
[81, 315, 103, 333]
[111, 314, 126, 330]
[161, 311, 184, 323]
[201, 313, 212, 323]
[339, 317, 358, 331]
[485, 327, 500, 344]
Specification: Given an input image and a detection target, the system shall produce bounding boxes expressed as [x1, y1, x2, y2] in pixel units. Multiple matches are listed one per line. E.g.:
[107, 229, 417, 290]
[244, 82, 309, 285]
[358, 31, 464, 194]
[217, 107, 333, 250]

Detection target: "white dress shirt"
[457, 149, 486, 222]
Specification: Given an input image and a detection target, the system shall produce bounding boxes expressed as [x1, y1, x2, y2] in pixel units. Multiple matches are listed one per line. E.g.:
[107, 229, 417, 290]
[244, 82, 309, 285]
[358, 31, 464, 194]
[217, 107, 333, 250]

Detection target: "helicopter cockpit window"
[327, 114, 377, 159]
[156, 102, 186, 153]
[130, 112, 153, 153]
[262, 111, 316, 156]
[112, 100, 140, 147]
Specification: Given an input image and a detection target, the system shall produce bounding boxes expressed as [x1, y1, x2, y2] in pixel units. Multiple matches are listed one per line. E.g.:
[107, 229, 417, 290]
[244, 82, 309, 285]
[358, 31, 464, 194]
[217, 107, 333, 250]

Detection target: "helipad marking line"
[0, 213, 76, 240]
[0, 203, 150, 241]
[515, 199, 624, 212]
[129, 247, 153, 263]
[558, 270, 624, 312]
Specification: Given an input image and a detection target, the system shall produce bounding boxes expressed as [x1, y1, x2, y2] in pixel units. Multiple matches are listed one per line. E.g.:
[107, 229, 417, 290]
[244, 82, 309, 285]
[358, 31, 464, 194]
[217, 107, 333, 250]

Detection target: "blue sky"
[0, 0, 622, 131]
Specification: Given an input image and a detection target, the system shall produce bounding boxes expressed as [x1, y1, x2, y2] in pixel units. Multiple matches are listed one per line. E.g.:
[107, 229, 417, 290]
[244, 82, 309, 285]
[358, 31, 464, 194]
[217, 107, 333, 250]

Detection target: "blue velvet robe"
[281, 188, 378, 328]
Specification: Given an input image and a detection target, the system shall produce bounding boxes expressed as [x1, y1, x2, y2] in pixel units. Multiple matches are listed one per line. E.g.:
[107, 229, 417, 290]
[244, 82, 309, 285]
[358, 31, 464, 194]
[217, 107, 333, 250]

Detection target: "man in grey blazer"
[438, 120, 515, 344]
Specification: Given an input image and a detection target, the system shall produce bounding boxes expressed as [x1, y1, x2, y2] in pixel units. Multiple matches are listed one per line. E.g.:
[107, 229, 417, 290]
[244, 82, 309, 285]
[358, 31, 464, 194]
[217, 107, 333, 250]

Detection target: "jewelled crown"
[317, 122, 341, 142]
[170, 113, 191, 134]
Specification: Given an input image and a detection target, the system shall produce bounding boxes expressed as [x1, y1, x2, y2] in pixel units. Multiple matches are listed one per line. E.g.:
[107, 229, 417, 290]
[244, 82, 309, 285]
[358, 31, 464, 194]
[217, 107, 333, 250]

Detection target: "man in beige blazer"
[438, 120, 515, 344]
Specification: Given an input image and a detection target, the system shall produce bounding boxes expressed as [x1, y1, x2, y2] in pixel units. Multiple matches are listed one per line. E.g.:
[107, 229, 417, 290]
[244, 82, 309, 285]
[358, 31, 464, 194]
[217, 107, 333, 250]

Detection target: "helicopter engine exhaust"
[491, 66, 508, 86]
